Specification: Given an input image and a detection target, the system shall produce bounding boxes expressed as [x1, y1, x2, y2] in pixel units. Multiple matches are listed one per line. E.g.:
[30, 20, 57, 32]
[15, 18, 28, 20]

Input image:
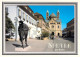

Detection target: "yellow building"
[46, 10, 62, 37]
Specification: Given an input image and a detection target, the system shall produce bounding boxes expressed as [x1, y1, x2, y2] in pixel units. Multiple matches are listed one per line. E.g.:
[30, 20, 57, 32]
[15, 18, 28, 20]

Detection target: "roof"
[46, 19, 61, 23]
[45, 20, 49, 23]
[50, 13, 56, 18]
[34, 12, 42, 16]
[34, 12, 44, 20]
[56, 19, 61, 22]
[18, 6, 37, 21]
[57, 10, 59, 12]
[47, 10, 49, 13]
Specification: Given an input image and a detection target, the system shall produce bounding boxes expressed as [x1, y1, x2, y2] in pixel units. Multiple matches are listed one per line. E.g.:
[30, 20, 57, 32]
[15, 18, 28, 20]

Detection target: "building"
[34, 12, 49, 32]
[67, 18, 74, 38]
[5, 5, 41, 40]
[62, 28, 67, 37]
[46, 10, 62, 37]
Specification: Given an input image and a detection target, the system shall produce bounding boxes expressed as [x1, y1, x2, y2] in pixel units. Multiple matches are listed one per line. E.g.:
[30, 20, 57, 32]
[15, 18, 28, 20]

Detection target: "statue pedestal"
[15, 46, 31, 51]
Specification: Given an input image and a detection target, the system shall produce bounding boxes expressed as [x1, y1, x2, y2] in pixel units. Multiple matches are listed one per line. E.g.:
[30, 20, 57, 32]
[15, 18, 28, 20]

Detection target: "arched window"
[58, 26, 59, 28]
[57, 22, 60, 24]
[52, 25, 54, 28]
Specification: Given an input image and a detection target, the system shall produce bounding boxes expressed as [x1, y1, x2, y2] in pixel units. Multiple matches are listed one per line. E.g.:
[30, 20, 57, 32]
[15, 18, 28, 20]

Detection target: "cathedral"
[46, 10, 62, 37]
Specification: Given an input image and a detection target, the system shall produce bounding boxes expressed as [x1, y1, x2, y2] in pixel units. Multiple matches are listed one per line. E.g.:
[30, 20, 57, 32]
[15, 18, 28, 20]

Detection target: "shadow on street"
[63, 38, 74, 42]
[12, 43, 29, 48]
[13, 44, 22, 47]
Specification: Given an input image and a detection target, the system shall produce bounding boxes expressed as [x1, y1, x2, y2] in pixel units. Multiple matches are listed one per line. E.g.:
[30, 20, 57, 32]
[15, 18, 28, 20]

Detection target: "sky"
[29, 5, 74, 30]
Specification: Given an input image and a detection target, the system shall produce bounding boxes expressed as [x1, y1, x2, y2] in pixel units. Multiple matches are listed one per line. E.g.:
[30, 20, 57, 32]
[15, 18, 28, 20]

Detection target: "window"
[18, 9, 21, 19]
[27, 20, 28, 22]
[25, 7, 27, 9]
[30, 11, 31, 13]
[57, 22, 60, 24]
[28, 17, 30, 23]
[33, 14, 34, 16]
[58, 26, 59, 28]
[52, 25, 54, 28]
[50, 23, 53, 24]
[19, 9, 21, 16]
[37, 16, 39, 18]
[23, 12, 25, 21]
[50, 23, 55, 24]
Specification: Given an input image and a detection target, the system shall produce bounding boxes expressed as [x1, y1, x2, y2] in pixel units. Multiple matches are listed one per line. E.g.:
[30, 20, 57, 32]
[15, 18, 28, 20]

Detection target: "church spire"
[57, 10, 59, 19]
[47, 10, 49, 13]
[57, 9, 59, 12]
[46, 10, 49, 20]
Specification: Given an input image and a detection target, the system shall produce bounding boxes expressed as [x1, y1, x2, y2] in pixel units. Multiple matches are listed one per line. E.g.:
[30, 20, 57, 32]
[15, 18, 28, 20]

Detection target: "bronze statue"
[18, 21, 29, 48]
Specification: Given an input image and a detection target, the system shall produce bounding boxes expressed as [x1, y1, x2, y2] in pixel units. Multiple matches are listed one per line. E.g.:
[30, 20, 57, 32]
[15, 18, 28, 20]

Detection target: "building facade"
[62, 28, 67, 37]
[5, 6, 41, 40]
[46, 10, 62, 37]
[67, 18, 74, 38]
[34, 12, 49, 32]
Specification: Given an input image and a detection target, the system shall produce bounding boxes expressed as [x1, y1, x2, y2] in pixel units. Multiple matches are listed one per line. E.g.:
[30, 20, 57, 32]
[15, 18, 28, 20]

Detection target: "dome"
[34, 12, 40, 15]
[50, 13, 56, 18]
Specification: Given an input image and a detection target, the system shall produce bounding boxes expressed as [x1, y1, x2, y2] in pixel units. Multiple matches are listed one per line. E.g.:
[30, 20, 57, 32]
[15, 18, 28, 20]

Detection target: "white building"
[5, 5, 42, 40]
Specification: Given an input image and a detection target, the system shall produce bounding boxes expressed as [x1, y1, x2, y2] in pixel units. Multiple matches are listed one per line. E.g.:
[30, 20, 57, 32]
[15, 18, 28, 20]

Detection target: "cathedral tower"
[46, 10, 49, 20]
[57, 10, 59, 19]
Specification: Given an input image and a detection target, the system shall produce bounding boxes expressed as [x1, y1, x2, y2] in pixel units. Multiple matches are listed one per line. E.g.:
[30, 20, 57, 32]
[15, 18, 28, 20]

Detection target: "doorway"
[52, 32, 54, 35]
[58, 33, 60, 36]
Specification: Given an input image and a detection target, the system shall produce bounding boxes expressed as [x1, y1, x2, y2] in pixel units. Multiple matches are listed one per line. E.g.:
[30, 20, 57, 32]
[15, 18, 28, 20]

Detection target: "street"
[5, 37, 74, 52]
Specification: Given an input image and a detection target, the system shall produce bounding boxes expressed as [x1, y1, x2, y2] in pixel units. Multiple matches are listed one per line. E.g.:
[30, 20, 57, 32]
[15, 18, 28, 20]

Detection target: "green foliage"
[42, 31, 49, 37]
[5, 13, 14, 33]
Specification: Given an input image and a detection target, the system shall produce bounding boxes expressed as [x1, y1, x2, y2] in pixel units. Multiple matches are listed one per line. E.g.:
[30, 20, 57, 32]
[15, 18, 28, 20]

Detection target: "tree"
[5, 12, 14, 33]
[42, 31, 49, 37]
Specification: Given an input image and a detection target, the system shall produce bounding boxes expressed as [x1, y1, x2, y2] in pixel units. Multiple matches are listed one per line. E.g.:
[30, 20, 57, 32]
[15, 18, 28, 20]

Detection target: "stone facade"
[46, 10, 62, 37]
[62, 28, 67, 37]
[67, 19, 74, 37]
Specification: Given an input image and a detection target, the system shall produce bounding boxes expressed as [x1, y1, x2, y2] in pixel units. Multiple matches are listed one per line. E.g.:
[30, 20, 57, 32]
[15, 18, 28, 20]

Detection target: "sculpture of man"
[18, 20, 29, 48]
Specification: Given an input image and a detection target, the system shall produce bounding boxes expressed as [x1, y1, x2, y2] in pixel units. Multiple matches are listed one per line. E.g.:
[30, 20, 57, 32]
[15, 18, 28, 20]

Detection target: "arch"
[51, 32, 54, 35]
[58, 33, 60, 36]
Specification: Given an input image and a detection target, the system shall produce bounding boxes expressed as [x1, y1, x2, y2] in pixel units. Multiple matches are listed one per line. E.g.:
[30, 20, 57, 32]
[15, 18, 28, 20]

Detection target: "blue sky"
[29, 5, 74, 30]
